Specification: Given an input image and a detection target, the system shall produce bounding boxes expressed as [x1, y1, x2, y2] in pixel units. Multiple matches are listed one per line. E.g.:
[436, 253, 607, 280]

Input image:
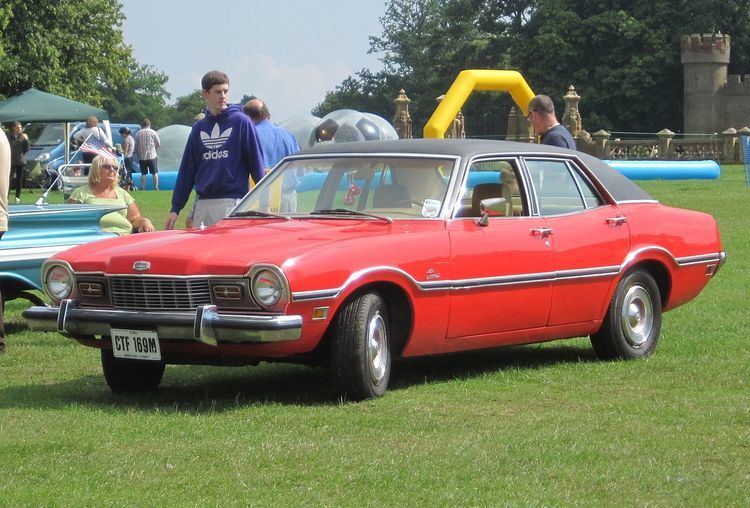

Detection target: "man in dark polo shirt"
[527, 94, 576, 149]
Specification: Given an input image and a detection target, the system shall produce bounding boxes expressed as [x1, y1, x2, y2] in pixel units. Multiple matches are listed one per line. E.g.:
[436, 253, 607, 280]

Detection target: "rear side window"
[571, 168, 603, 208]
[525, 159, 602, 216]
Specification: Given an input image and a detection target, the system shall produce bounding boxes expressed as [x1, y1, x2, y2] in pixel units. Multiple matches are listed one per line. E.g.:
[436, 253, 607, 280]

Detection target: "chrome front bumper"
[23, 299, 302, 346]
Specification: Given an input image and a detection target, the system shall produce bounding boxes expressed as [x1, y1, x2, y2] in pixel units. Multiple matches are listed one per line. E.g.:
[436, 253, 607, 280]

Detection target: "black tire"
[101, 348, 165, 392]
[591, 269, 662, 360]
[330, 292, 391, 400]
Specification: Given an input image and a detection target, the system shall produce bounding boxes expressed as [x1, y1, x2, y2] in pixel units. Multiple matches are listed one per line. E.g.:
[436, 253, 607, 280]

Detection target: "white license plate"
[110, 328, 161, 361]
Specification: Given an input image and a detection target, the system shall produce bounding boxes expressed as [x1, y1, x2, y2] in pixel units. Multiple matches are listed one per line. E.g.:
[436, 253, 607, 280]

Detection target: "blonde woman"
[67, 155, 154, 235]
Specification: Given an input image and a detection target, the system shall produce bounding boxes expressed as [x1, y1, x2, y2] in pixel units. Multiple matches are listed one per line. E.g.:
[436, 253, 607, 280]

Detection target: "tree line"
[2, 1, 748, 135]
[0, 0, 204, 128]
[313, 0, 750, 136]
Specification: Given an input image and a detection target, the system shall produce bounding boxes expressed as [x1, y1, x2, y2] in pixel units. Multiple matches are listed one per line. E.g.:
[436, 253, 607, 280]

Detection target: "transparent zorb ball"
[310, 109, 399, 146]
[155, 125, 191, 172]
[279, 114, 321, 149]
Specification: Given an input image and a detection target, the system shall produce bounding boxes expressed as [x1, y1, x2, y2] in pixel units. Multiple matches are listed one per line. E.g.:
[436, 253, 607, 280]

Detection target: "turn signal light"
[78, 282, 103, 297]
[213, 285, 242, 300]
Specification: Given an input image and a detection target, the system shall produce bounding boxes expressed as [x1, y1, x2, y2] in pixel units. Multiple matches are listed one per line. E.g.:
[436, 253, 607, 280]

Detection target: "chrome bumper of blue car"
[23, 299, 302, 346]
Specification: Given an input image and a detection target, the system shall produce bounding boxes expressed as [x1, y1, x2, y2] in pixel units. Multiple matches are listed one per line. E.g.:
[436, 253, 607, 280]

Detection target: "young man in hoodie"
[166, 70, 265, 229]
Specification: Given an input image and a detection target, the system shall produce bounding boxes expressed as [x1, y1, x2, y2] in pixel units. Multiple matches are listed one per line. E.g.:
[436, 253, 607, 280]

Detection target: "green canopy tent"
[0, 88, 108, 122]
[0, 88, 109, 187]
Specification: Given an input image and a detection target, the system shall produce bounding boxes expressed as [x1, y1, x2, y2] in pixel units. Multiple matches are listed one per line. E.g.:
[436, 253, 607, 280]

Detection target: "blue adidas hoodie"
[171, 104, 265, 214]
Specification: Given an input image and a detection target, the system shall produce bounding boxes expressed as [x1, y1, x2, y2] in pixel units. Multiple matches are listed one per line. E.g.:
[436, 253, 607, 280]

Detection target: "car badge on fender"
[133, 260, 151, 272]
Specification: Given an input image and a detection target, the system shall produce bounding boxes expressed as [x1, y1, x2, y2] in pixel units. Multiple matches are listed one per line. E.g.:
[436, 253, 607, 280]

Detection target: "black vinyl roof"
[298, 138, 654, 203]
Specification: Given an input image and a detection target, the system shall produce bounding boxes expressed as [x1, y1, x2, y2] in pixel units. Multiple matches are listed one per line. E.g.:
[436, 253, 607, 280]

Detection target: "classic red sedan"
[24, 139, 725, 399]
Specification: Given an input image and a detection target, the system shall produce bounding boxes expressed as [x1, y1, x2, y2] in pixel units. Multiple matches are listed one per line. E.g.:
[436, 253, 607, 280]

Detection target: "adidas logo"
[200, 123, 233, 149]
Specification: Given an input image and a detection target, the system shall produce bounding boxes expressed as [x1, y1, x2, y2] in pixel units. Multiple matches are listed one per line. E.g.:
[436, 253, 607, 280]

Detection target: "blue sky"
[120, 0, 387, 122]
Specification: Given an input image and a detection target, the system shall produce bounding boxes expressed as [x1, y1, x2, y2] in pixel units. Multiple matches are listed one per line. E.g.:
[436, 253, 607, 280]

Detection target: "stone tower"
[681, 33, 730, 133]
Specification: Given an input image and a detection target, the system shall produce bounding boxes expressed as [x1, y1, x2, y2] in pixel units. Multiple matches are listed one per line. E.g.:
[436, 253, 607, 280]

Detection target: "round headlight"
[36, 153, 50, 162]
[252, 269, 283, 307]
[45, 264, 74, 300]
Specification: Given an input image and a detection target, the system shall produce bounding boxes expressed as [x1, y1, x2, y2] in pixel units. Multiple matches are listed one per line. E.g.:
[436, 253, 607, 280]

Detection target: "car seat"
[373, 184, 411, 208]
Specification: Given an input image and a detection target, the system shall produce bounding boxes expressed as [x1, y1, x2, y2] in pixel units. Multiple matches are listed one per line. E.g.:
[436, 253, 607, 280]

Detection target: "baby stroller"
[118, 163, 138, 191]
[111, 143, 137, 191]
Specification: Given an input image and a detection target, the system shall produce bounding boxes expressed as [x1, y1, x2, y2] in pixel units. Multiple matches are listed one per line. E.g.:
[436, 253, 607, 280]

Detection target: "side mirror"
[478, 197, 506, 227]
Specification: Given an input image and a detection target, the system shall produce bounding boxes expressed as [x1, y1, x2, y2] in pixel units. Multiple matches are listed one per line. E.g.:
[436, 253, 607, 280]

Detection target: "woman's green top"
[69, 185, 135, 235]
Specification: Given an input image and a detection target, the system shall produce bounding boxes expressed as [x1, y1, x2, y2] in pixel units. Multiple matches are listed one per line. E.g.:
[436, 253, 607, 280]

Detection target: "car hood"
[56, 218, 435, 276]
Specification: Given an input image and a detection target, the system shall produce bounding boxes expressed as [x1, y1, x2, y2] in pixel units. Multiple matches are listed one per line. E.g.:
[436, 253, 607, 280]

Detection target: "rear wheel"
[330, 292, 391, 400]
[101, 348, 165, 392]
[591, 269, 662, 360]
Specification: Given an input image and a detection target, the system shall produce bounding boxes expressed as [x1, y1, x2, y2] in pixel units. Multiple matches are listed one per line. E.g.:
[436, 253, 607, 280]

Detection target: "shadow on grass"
[0, 342, 597, 411]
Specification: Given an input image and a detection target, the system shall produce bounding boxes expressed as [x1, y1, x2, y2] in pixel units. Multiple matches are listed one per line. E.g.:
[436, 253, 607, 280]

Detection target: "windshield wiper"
[311, 208, 392, 223]
[228, 210, 291, 220]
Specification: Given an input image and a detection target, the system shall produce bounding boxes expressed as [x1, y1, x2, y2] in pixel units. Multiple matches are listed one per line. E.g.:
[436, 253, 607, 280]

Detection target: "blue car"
[1, 204, 120, 304]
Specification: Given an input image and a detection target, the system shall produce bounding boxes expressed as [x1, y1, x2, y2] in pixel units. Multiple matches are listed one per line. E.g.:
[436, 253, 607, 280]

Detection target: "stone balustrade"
[390, 86, 748, 162]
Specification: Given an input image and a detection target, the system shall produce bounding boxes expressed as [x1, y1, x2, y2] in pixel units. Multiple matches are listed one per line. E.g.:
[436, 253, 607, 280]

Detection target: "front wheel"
[101, 348, 165, 392]
[590, 269, 662, 360]
[330, 292, 391, 400]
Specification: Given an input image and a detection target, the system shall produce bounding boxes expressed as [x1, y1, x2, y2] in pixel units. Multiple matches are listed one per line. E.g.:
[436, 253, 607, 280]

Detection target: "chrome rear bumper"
[23, 299, 302, 346]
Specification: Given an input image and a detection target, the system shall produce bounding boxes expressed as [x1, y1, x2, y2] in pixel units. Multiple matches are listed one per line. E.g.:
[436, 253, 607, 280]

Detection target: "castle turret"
[681, 33, 730, 133]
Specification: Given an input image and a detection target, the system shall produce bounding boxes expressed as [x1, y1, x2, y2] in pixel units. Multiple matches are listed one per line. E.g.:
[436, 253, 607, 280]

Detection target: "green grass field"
[1, 167, 747, 506]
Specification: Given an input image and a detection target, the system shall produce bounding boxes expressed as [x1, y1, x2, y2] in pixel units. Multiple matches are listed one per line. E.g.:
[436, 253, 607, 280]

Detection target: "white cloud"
[227, 53, 353, 121]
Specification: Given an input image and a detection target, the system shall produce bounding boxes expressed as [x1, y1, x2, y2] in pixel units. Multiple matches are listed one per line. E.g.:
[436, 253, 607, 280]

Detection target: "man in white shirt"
[134, 118, 161, 190]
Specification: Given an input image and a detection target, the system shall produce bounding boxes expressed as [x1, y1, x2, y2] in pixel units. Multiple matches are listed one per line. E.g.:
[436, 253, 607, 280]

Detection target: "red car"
[24, 139, 725, 399]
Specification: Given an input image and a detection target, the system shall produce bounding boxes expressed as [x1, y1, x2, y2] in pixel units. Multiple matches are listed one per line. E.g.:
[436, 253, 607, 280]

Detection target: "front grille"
[109, 277, 212, 310]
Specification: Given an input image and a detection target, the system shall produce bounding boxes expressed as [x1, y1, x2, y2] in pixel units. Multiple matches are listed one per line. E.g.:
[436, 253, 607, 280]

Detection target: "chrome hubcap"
[620, 285, 653, 348]
[367, 311, 388, 385]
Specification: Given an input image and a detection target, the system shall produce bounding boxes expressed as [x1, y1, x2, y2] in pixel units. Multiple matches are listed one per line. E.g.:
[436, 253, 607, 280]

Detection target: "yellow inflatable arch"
[423, 70, 535, 139]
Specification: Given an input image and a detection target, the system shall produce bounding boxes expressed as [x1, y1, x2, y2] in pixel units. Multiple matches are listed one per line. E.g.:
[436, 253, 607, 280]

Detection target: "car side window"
[525, 159, 587, 216]
[571, 167, 604, 208]
[455, 160, 527, 217]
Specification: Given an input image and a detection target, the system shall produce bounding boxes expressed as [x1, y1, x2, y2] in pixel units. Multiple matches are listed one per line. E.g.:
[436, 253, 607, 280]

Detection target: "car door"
[446, 158, 553, 339]
[523, 157, 630, 326]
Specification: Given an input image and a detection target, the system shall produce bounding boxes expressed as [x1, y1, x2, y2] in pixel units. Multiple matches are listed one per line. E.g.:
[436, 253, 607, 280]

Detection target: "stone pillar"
[506, 107, 519, 141]
[393, 89, 412, 139]
[436, 94, 465, 139]
[656, 129, 675, 160]
[562, 85, 583, 137]
[721, 128, 737, 162]
[592, 130, 610, 159]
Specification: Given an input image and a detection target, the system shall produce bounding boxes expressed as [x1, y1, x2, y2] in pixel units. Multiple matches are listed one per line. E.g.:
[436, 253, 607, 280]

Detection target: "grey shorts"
[191, 198, 241, 228]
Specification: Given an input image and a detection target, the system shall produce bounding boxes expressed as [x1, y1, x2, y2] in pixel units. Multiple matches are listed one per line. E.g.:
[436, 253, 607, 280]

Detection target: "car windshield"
[25, 123, 65, 146]
[232, 156, 456, 219]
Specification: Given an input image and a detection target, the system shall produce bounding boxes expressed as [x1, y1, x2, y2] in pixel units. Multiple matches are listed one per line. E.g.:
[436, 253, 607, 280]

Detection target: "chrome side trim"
[290, 248, 723, 302]
[0, 244, 80, 263]
[292, 289, 341, 301]
[675, 253, 724, 266]
[447, 271, 556, 290]
[555, 266, 621, 280]
[291, 264, 622, 301]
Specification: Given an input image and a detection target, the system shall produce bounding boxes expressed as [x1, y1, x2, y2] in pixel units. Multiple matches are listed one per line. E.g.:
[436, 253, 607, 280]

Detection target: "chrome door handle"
[605, 216, 628, 226]
[530, 227, 553, 237]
